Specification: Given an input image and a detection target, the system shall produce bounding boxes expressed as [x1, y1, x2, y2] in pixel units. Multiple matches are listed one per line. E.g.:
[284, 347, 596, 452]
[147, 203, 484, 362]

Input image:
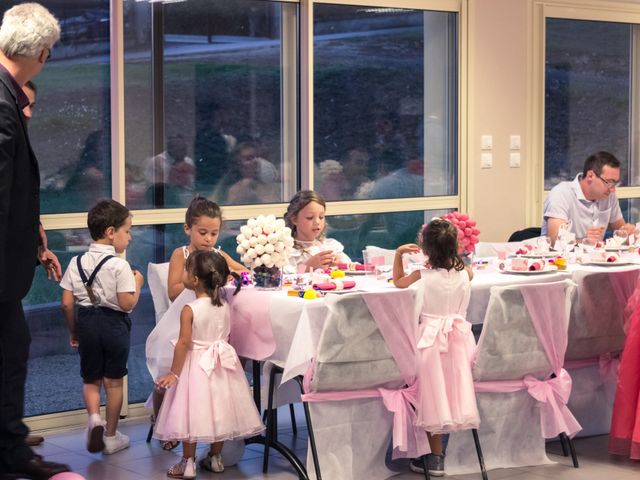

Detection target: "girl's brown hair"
[419, 218, 465, 271]
[185, 250, 240, 306]
[185, 196, 222, 227]
[283, 190, 327, 241]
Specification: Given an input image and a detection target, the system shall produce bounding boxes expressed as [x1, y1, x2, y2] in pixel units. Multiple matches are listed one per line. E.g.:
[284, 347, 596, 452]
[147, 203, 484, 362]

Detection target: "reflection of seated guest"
[542, 151, 634, 245]
[194, 102, 229, 194]
[343, 147, 373, 199]
[213, 142, 279, 204]
[317, 159, 348, 201]
[368, 152, 424, 245]
[372, 109, 408, 175]
[144, 134, 195, 206]
[65, 129, 111, 204]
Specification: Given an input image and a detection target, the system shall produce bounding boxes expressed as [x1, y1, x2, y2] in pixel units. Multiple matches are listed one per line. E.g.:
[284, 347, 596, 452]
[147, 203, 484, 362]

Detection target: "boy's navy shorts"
[76, 306, 131, 383]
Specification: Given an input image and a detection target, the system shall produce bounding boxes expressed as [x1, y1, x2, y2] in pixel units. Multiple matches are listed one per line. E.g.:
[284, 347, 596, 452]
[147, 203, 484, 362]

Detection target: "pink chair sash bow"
[301, 381, 430, 458]
[193, 340, 238, 377]
[417, 313, 468, 351]
[523, 368, 580, 438]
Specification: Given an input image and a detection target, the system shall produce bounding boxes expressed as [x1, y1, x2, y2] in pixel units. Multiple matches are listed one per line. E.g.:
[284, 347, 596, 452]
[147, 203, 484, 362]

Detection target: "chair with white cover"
[298, 291, 430, 480]
[147, 262, 171, 323]
[445, 279, 580, 474]
[564, 269, 639, 437]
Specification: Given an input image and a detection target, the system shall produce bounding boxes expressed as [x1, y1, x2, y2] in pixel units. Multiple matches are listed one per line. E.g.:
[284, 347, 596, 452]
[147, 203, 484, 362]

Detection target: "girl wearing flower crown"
[154, 250, 264, 478]
[393, 218, 479, 477]
[283, 190, 351, 273]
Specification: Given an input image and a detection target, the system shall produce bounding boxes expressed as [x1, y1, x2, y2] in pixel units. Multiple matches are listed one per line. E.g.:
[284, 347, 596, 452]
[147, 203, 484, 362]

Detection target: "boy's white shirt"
[60, 243, 136, 312]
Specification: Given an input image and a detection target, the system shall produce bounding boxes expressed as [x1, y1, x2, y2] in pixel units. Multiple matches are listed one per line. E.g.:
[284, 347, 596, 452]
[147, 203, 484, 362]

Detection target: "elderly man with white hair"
[0, 3, 70, 478]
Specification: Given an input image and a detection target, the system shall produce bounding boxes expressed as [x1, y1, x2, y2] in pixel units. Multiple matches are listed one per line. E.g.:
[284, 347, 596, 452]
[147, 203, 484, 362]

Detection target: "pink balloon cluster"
[441, 212, 481, 254]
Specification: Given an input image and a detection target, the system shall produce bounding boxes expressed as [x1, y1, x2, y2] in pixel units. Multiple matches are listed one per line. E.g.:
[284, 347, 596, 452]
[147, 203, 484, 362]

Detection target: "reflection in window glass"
[328, 209, 451, 259]
[545, 18, 631, 189]
[0, 0, 114, 213]
[23, 229, 96, 415]
[125, 0, 297, 209]
[619, 198, 640, 225]
[313, 5, 457, 201]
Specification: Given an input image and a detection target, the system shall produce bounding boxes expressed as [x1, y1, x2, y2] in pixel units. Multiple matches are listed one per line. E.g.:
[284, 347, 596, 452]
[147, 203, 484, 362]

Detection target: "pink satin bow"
[522, 369, 581, 438]
[194, 340, 238, 377]
[417, 314, 469, 351]
[378, 382, 430, 458]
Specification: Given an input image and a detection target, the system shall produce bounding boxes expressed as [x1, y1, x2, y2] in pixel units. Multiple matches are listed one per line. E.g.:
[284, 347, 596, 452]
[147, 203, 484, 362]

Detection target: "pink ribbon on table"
[416, 313, 468, 351]
[301, 381, 430, 459]
[193, 340, 238, 377]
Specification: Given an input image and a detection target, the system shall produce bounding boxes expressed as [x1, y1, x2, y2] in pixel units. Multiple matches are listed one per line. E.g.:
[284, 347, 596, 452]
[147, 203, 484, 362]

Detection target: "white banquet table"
[227, 261, 640, 479]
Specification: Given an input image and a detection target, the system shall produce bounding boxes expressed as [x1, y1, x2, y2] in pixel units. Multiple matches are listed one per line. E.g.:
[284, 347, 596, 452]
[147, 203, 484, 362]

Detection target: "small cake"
[589, 251, 607, 262]
[511, 257, 528, 271]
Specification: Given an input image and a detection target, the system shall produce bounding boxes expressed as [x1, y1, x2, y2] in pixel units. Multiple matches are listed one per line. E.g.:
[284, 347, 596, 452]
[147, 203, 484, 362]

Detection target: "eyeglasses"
[595, 172, 620, 190]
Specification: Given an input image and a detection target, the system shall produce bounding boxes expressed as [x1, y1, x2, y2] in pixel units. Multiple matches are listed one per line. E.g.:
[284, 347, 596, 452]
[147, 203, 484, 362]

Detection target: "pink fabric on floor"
[228, 289, 276, 360]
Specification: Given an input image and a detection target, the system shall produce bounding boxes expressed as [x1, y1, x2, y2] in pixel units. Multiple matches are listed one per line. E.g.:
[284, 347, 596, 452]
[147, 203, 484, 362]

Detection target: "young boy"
[61, 200, 144, 454]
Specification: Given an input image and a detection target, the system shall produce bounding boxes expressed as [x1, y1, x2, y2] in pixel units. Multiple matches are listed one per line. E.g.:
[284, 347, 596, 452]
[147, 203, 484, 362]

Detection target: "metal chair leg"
[421, 455, 431, 480]
[262, 365, 279, 473]
[295, 376, 322, 480]
[290, 403, 298, 436]
[560, 432, 579, 468]
[558, 433, 569, 456]
[146, 422, 153, 443]
[472, 428, 489, 480]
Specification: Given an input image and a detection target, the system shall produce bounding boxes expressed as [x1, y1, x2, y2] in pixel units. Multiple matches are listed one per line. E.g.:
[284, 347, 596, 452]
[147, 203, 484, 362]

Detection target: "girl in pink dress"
[154, 250, 264, 478]
[393, 218, 479, 476]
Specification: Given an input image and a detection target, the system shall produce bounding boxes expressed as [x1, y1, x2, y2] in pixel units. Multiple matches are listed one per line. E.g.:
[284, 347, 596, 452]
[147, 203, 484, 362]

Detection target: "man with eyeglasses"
[542, 151, 635, 245]
[0, 3, 70, 478]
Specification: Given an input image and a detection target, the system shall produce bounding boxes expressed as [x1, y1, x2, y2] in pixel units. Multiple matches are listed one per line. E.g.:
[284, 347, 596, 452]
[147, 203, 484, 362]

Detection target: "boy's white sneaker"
[102, 431, 130, 454]
[86, 416, 105, 453]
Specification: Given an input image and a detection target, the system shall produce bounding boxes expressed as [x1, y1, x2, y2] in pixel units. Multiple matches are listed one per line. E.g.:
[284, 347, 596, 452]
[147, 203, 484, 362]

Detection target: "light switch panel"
[481, 135, 493, 150]
[510, 135, 521, 150]
[481, 152, 493, 168]
[509, 152, 521, 168]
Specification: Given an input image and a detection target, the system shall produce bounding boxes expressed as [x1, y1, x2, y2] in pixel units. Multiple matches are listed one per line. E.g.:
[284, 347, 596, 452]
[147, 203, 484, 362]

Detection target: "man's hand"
[585, 226, 605, 242]
[37, 225, 62, 280]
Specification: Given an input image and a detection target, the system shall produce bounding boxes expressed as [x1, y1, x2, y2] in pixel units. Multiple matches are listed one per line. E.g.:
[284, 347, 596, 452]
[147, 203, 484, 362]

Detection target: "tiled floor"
[30, 407, 640, 479]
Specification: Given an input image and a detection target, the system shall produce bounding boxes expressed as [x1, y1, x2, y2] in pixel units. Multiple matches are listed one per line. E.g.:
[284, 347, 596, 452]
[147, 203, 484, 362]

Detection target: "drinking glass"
[613, 229, 628, 248]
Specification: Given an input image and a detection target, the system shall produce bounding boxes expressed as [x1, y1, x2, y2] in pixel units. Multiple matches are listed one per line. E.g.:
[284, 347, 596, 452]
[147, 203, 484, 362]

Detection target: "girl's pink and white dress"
[284, 238, 351, 273]
[415, 267, 480, 433]
[153, 297, 264, 443]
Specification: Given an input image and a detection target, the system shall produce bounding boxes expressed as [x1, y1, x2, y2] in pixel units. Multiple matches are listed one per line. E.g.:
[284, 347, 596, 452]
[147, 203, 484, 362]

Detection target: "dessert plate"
[501, 266, 559, 274]
[584, 261, 634, 267]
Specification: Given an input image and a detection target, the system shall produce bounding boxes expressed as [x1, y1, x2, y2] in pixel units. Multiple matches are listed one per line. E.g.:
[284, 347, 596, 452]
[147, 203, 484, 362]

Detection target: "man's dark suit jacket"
[0, 69, 40, 302]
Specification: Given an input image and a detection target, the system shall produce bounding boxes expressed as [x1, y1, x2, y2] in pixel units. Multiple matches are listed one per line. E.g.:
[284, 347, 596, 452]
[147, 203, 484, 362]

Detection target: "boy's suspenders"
[77, 253, 114, 307]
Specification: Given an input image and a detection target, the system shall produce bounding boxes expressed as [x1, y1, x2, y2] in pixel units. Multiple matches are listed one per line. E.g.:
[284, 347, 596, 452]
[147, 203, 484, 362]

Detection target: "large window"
[313, 5, 458, 202]
[125, 0, 298, 210]
[545, 18, 633, 189]
[0, 0, 114, 214]
[27, 0, 462, 425]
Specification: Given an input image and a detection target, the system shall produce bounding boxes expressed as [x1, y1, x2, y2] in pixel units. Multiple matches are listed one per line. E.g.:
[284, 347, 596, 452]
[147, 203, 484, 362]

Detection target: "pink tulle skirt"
[154, 345, 264, 444]
[415, 317, 480, 433]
